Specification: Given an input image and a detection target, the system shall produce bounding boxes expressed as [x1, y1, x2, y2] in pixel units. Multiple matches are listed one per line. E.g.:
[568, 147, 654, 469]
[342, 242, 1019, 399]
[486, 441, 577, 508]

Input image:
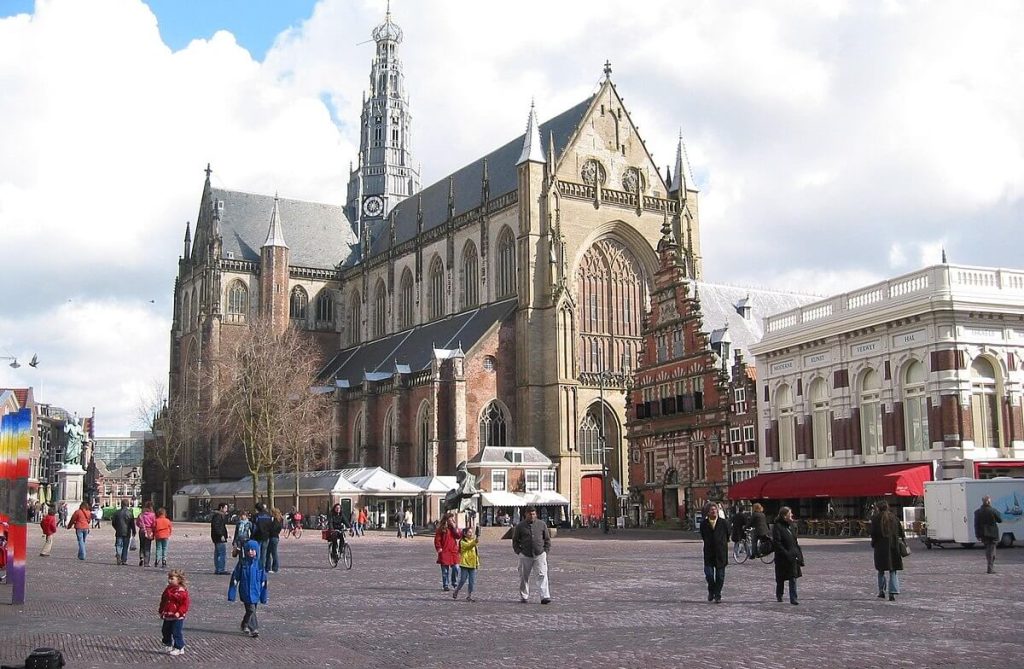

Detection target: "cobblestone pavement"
[1, 523, 1022, 668]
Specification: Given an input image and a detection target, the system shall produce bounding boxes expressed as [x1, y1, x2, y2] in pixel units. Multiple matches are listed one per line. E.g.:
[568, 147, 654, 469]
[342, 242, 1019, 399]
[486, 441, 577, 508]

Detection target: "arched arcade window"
[290, 286, 308, 321]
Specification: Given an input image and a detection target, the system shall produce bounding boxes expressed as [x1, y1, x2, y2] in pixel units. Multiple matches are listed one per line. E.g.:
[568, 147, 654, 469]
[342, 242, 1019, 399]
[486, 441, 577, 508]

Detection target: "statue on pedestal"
[63, 417, 85, 468]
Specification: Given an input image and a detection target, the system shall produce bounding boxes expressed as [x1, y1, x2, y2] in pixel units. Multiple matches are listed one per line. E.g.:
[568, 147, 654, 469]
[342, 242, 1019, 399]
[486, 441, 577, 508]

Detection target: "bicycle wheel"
[328, 543, 339, 568]
[757, 537, 775, 564]
[293, 527, 302, 539]
[731, 540, 750, 564]
[341, 543, 353, 570]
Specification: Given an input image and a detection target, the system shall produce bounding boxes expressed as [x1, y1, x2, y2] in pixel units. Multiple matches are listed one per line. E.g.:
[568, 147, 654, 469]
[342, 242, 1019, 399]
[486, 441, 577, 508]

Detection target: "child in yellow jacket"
[452, 528, 480, 601]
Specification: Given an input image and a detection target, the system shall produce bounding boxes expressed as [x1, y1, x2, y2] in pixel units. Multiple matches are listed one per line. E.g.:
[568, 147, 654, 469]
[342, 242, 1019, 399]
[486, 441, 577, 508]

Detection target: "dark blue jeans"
[264, 537, 279, 572]
[214, 541, 227, 573]
[440, 564, 460, 589]
[161, 618, 185, 649]
[114, 535, 131, 564]
[704, 564, 725, 599]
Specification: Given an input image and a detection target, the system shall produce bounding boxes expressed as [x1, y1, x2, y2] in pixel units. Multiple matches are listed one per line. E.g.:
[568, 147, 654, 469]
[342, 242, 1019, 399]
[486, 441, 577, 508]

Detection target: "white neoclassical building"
[731, 263, 1024, 513]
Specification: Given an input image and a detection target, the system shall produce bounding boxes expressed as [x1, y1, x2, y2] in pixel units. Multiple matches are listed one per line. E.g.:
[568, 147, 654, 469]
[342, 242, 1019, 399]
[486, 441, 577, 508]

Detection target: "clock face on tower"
[362, 195, 384, 218]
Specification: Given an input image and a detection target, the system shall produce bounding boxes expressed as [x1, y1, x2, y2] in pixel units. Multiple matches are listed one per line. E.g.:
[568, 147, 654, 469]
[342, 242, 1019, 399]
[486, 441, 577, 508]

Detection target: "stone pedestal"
[57, 465, 86, 507]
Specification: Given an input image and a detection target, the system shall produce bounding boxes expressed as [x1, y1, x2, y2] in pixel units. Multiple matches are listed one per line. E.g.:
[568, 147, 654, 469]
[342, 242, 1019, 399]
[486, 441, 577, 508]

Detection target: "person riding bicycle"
[327, 503, 351, 556]
[749, 503, 771, 557]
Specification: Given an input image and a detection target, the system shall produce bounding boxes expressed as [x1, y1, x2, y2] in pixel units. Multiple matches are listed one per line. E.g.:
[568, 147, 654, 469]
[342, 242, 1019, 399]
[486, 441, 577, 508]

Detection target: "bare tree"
[278, 388, 333, 511]
[138, 381, 197, 509]
[212, 317, 333, 507]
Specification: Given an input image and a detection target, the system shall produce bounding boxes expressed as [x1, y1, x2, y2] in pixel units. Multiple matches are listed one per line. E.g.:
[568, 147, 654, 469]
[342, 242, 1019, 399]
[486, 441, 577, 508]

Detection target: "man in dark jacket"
[111, 500, 136, 566]
[251, 503, 274, 572]
[512, 506, 552, 604]
[974, 495, 1003, 574]
[699, 504, 731, 603]
[211, 503, 230, 574]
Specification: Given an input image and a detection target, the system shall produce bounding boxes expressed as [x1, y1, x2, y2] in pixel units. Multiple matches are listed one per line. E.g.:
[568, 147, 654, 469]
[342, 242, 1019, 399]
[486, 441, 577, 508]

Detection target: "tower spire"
[670, 130, 693, 195]
[517, 100, 545, 166]
[263, 194, 288, 248]
[183, 221, 192, 259]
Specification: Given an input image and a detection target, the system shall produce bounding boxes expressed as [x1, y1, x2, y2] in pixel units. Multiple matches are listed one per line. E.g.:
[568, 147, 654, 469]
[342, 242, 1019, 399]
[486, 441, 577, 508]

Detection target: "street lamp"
[597, 365, 612, 534]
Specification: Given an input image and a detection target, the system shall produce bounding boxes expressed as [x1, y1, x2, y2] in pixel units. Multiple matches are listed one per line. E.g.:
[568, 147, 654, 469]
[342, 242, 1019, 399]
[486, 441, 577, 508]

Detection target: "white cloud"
[1, 0, 1022, 433]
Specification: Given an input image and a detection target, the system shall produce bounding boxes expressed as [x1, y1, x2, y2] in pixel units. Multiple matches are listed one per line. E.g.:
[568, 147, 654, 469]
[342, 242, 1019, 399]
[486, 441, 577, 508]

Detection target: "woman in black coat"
[772, 506, 803, 605]
[870, 501, 905, 601]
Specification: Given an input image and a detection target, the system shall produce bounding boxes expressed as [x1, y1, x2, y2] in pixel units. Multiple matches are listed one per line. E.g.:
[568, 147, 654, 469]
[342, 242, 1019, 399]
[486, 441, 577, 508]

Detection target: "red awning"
[973, 461, 1024, 477]
[728, 463, 932, 500]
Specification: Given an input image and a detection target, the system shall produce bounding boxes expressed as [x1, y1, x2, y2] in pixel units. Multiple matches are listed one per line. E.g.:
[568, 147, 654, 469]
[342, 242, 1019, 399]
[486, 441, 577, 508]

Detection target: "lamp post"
[597, 365, 611, 534]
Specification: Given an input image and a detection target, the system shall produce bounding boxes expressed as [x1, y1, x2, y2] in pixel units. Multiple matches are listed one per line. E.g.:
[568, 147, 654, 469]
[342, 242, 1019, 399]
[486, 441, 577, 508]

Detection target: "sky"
[1, 0, 1021, 436]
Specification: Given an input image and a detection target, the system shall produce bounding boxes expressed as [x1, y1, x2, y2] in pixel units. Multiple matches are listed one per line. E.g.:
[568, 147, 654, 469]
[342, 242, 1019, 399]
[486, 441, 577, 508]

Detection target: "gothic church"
[170, 10, 713, 517]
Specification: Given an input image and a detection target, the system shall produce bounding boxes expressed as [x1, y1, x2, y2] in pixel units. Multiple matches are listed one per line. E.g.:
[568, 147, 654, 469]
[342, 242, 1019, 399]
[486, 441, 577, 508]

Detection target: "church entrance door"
[581, 474, 604, 526]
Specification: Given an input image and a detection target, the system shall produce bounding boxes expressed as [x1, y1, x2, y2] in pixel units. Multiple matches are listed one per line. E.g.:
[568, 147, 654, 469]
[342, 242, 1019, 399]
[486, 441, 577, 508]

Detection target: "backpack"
[24, 647, 65, 669]
[235, 519, 252, 544]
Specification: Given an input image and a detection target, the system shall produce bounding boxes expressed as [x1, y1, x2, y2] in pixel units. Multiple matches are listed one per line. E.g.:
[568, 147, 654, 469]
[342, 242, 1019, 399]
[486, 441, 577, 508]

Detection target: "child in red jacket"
[158, 569, 191, 656]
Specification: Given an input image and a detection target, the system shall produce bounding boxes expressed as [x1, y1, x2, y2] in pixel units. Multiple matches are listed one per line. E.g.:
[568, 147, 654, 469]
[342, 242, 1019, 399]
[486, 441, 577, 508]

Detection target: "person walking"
[512, 505, 552, 604]
[211, 503, 230, 574]
[228, 540, 268, 638]
[772, 506, 804, 605]
[403, 508, 415, 538]
[356, 507, 368, 536]
[434, 511, 461, 592]
[266, 508, 283, 573]
[251, 503, 274, 570]
[699, 504, 731, 603]
[39, 506, 58, 557]
[870, 500, 905, 601]
[158, 569, 190, 656]
[112, 500, 137, 566]
[137, 501, 157, 567]
[91, 502, 102, 529]
[57, 501, 68, 528]
[453, 527, 481, 601]
[974, 495, 1003, 574]
[153, 508, 173, 568]
[68, 501, 92, 560]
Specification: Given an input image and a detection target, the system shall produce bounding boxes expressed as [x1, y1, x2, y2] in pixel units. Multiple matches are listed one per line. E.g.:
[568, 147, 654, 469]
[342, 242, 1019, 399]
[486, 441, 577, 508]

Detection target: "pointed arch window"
[191, 291, 199, 328]
[398, 268, 414, 330]
[181, 290, 191, 331]
[496, 227, 516, 298]
[860, 370, 882, 455]
[373, 280, 387, 338]
[461, 241, 479, 310]
[479, 401, 508, 448]
[226, 280, 248, 323]
[578, 410, 606, 466]
[428, 256, 445, 320]
[382, 410, 396, 473]
[904, 360, 929, 452]
[347, 292, 361, 346]
[290, 286, 308, 321]
[316, 290, 334, 326]
[575, 238, 645, 374]
[418, 405, 432, 476]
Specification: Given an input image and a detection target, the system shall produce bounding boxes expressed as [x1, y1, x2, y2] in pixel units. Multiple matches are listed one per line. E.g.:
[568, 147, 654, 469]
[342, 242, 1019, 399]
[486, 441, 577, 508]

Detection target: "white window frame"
[491, 469, 507, 492]
[541, 470, 556, 491]
[525, 470, 540, 492]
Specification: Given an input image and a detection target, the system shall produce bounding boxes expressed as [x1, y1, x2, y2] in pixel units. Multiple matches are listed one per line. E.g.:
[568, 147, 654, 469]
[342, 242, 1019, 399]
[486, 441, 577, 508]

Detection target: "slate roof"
[403, 475, 458, 493]
[693, 282, 819, 360]
[320, 298, 517, 384]
[210, 188, 357, 270]
[467, 447, 554, 467]
[365, 96, 596, 257]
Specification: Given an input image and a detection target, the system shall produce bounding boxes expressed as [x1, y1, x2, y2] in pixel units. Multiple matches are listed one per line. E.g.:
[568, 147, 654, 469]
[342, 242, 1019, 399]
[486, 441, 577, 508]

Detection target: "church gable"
[553, 79, 669, 200]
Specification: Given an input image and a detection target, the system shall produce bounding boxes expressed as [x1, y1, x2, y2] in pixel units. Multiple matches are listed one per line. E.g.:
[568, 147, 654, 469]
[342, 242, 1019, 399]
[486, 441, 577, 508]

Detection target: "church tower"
[345, 5, 420, 237]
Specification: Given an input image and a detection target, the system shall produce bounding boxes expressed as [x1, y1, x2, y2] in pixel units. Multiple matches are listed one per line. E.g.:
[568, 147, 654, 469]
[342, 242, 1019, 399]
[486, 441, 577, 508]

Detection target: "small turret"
[262, 194, 289, 249]
[516, 101, 545, 166]
[183, 221, 192, 259]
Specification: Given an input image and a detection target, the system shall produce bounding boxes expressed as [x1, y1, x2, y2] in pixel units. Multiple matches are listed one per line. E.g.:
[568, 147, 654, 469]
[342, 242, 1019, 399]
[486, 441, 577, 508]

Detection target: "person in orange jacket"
[39, 506, 58, 557]
[153, 508, 173, 568]
[68, 501, 92, 560]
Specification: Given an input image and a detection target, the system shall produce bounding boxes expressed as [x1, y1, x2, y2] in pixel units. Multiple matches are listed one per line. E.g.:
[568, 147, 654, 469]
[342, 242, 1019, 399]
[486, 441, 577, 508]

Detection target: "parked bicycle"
[323, 528, 353, 570]
[731, 527, 775, 564]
